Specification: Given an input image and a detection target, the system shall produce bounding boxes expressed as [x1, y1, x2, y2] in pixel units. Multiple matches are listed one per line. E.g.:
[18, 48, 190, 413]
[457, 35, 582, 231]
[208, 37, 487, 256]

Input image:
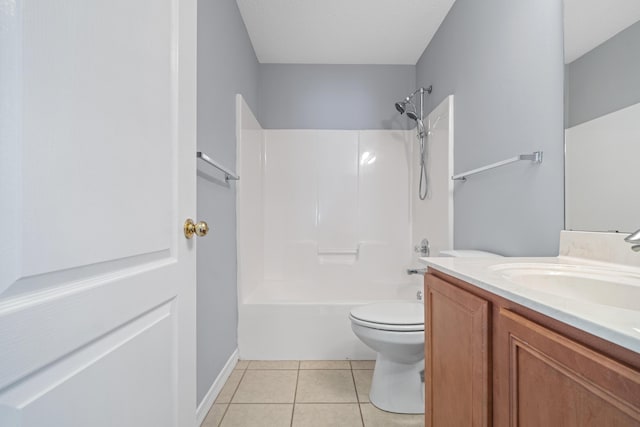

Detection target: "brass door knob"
[184, 219, 209, 239]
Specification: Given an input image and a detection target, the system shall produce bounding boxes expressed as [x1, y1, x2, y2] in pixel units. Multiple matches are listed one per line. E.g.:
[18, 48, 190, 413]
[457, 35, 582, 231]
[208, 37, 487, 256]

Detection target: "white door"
[0, 1, 198, 426]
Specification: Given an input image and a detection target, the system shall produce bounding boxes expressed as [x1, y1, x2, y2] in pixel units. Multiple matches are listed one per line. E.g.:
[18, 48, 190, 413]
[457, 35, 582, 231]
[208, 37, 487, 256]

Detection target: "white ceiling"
[236, 0, 457, 64]
[237, 0, 640, 66]
[564, 0, 640, 63]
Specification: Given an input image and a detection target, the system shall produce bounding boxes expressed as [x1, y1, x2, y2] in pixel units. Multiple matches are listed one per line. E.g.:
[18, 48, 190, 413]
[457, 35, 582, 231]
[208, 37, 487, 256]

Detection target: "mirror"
[563, 1, 640, 233]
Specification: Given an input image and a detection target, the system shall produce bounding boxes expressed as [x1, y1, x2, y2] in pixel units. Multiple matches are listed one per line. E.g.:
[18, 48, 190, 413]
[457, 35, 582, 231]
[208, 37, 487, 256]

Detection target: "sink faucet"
[624, 229, 640, 252]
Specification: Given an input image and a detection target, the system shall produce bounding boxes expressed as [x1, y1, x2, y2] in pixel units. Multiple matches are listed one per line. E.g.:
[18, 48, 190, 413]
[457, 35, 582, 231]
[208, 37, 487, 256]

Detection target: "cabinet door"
[496, 308, 640, 426]
[425, 274, 490, 427]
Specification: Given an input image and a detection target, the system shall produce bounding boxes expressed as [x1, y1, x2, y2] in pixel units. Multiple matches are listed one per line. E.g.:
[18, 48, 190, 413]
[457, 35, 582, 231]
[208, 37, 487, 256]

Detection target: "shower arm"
[405, 86, 433, 103]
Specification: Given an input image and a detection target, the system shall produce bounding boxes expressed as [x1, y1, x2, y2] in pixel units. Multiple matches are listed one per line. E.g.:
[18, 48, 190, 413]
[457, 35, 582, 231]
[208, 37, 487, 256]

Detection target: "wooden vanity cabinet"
[425, 271, 640, 427]
[425, 274, 490, 427]
[496, 308, 640, 426]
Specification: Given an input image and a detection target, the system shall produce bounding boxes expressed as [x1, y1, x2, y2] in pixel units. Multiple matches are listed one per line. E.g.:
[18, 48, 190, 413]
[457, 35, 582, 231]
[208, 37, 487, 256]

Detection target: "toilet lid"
[350, 302, 424, 326]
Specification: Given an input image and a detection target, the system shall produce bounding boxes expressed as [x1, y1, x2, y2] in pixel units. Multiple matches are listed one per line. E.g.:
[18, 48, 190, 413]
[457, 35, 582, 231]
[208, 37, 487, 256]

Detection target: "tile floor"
[202, 360, 424, 427]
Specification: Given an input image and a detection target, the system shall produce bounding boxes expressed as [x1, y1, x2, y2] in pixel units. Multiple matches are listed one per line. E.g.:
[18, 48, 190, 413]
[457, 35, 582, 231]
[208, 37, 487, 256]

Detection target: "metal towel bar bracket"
[197, 151, 239, 182]
[451, 151, 542, 181]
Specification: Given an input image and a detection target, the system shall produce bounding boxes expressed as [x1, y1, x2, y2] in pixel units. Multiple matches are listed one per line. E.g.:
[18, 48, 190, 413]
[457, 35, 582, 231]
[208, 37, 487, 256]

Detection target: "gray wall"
[259, 64, 416, 130]
[196, 0, 259, 406]
[566, 20, 640, 128]
[416, 0, 565, 256]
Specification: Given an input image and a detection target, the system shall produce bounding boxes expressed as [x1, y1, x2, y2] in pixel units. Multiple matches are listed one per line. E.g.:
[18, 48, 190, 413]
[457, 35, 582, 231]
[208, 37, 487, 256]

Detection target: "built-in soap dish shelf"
[317, 246, 359, 265]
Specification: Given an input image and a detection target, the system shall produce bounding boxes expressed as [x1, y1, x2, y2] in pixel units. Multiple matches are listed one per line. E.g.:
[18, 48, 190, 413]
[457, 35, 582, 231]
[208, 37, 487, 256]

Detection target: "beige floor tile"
[201, 404, 227, 427]
[247, 360, 299, 370]
[360, 403, 424, 427]
[350, 360, 376, 370]
[296, 370, 358, 403]
[234, 360, 249, 370]
[215, 371, 244, 404]
[220, 404, 293, 427]
[300, 360, 351, 370]
[353, 370, 373, 403]
[292, 403, 363, 427]
[232, 370, 298, 403]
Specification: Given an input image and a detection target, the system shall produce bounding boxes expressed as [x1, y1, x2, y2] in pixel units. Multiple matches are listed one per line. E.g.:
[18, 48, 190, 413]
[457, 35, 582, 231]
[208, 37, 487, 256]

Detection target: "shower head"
[394, 86, 433, 117]
[396, 99, 418, 119]
[395, 98, 410, 114]
[406, 110, 419, 121]
[405, 101, 421, 122]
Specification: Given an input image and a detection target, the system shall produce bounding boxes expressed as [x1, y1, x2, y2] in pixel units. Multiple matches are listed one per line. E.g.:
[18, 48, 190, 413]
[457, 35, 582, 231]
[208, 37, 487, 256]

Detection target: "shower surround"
[236, 95, 453, 359]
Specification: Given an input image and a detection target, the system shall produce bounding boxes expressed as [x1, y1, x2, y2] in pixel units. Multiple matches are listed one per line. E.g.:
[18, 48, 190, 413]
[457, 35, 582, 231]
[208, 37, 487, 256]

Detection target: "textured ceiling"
[236, 0, 457, 64]
[564, 0, 640, 63]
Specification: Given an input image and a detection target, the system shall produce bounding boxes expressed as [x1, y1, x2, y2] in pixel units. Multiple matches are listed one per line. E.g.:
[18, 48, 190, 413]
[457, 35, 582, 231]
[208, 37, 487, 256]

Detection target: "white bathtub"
[237, 280, 422, 360]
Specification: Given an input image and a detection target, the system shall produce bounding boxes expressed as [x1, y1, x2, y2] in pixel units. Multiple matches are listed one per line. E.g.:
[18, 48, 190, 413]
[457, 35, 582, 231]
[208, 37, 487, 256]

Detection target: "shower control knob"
[414, 238, 430, 257]
[184, 218, 210, 239]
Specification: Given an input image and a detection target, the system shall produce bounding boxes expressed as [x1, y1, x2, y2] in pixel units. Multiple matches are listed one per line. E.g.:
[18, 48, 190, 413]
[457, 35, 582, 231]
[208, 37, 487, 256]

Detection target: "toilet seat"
[349, 316, 423, 332]
[350, 302, 424, 332]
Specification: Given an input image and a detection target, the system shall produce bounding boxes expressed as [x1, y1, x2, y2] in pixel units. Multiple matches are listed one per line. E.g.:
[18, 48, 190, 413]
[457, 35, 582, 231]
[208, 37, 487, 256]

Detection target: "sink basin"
[488, 263, 640, 311]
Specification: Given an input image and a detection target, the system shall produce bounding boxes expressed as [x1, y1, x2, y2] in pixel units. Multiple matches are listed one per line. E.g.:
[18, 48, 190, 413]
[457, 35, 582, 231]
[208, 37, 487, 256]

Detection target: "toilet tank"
[438, 249, 503, 258]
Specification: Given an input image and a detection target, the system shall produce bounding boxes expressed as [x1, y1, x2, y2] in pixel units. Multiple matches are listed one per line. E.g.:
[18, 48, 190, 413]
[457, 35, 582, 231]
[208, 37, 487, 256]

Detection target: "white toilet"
[349, 249, 501, 414]
[350, 301, 425, 414]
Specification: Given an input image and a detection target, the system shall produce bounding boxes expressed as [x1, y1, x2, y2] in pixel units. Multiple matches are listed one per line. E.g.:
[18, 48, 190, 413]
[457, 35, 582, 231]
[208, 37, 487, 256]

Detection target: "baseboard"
[196, 348, 239, 427]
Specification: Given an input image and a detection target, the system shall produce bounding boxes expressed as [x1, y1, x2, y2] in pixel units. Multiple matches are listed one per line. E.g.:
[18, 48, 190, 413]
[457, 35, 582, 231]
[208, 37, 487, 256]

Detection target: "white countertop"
[420, 255, 640, 354]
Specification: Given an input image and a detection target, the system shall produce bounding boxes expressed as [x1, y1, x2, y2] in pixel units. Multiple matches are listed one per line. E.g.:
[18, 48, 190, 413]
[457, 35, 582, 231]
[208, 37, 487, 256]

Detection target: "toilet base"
[369, 356, 425, 414]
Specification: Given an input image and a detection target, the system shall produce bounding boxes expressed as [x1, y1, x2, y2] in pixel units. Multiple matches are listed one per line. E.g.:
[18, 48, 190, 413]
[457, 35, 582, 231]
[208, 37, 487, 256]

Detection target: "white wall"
[565, 101, 640, 233]
[237, 96, 455, 300]
[238, 93, 418, 300]
[239, 127, 415, 300]
[236, 95, 265, 302]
